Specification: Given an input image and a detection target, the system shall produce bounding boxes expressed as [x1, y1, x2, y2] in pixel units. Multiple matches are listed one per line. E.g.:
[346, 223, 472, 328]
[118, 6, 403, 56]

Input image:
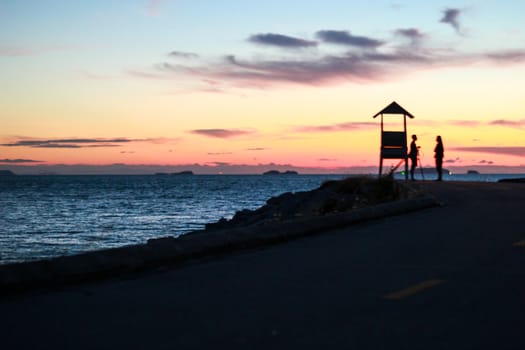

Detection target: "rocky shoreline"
[206, 175, 423, 230]
[0, 176, 438, 294]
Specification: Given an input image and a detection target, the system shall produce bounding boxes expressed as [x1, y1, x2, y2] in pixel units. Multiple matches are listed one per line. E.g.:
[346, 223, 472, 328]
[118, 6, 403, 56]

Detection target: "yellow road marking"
[384, 279, 446, 300]
[513, 240, 525, 247]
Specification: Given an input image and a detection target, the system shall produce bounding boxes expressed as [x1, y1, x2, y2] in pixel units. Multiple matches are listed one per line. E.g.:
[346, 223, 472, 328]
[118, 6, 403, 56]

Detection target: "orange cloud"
[189, 129, 255, 138]
[294, 122, 376, 133]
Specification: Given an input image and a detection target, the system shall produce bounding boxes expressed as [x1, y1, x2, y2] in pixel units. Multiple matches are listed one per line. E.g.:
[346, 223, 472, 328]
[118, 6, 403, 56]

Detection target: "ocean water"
[0, 174, 346, 264]
[0, 173, 523, 265]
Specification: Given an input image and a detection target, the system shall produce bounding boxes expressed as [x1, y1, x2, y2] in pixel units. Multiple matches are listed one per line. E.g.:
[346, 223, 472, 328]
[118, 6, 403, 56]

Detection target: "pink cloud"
[489, 119, 525, 128]
[249, 33, 317, 48]
[449, 120, 481, 127]
[294, 122, 376, 133]
[451, 147, 525, 157]
[190, 129, 255, 138]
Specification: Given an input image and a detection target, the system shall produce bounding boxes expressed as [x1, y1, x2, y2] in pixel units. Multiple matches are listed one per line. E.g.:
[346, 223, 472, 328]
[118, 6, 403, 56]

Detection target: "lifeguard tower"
[372, 101, 415, 179]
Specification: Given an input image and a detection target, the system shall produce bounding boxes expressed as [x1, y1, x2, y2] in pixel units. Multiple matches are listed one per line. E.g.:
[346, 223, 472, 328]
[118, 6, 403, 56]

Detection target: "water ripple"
[0, 174, 344, 264]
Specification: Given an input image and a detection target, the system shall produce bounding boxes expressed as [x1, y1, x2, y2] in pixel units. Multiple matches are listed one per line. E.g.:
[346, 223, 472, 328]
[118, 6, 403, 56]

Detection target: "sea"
[0, 173, 523, 265]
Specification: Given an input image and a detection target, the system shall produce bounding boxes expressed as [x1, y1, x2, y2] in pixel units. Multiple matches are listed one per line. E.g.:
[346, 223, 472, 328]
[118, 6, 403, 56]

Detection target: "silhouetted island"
[0, 170, 16, 176]
[154, 171, 194, 176]
[263, 170, 299, 175]
[467, 170, 480, 175]
[172, 171, 194, 175]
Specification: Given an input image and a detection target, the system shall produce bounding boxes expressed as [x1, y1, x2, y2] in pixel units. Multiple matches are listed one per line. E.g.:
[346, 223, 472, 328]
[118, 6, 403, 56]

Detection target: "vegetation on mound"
[206, 175, 422, 230]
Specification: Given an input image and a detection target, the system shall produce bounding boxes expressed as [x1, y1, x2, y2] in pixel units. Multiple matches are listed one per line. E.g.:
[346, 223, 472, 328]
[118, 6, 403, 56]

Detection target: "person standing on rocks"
[408, 134, 419, 181]
[434, 135, 444, 181]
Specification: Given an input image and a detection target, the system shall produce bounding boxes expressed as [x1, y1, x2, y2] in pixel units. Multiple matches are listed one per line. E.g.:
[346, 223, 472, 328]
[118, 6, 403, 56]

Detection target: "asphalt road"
[1, 181, 524, 349]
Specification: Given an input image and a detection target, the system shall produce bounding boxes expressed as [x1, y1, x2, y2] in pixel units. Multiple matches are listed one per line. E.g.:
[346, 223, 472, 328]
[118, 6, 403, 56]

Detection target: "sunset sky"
[1, 0, 525, 174]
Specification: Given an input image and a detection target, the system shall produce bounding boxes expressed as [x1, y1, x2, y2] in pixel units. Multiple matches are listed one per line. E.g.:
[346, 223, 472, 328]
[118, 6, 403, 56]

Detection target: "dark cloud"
[451, 147, 525, 157]
[2, 139, 123, 148]
[294, 121, 376, 133]
[316, 30, 383, 48]
[248, 33, 317, 48]
[479, 160, 494, 164]
[197, 52, 409, 86]
[152, 46, 525, 87]
[36, 143, 83, 148]
[143, 24, 525, 88]
[0, 158, 43, 163]
[360, 51, 430, 63]
[440, 8, 462, 34]
[169, 51, 199, 59]
[190, 129, 254, 138]
[445, 157, 461, 164]
[86, 144, 123, 148]
[246, 148, 266, 151]
[394, 28, 425, 45]
[318, 158, 337, 162]
[1, 138, 169, 148]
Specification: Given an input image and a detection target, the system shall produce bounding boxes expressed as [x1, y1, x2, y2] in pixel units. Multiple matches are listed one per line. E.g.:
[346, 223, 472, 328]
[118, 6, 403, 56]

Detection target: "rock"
[498, 178, 525, 183]
[147, 236, 176, 245]
[266, 192, 294, 205]
[205, 175, 418, 230]
[205, 217, 229, 230]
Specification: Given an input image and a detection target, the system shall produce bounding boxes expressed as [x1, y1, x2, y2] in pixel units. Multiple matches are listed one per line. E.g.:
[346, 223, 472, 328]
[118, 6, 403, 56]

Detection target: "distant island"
[0, 170, 16, 176]
[467, 170, 480, 175]
[263, 170, 299, 175]
[154, 171, 194, 176]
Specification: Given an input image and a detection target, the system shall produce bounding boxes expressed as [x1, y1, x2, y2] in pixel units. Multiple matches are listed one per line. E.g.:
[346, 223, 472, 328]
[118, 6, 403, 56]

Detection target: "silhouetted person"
[434, 135, 444, 181]
[408, 134, 418, 181]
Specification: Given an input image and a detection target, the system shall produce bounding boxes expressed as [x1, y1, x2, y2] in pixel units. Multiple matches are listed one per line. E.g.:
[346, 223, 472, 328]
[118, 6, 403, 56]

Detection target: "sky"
[1, 0, 525, 174]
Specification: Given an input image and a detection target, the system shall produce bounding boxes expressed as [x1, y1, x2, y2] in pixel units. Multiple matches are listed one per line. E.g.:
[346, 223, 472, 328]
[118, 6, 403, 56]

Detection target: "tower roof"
[372, 101, 414, 119]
